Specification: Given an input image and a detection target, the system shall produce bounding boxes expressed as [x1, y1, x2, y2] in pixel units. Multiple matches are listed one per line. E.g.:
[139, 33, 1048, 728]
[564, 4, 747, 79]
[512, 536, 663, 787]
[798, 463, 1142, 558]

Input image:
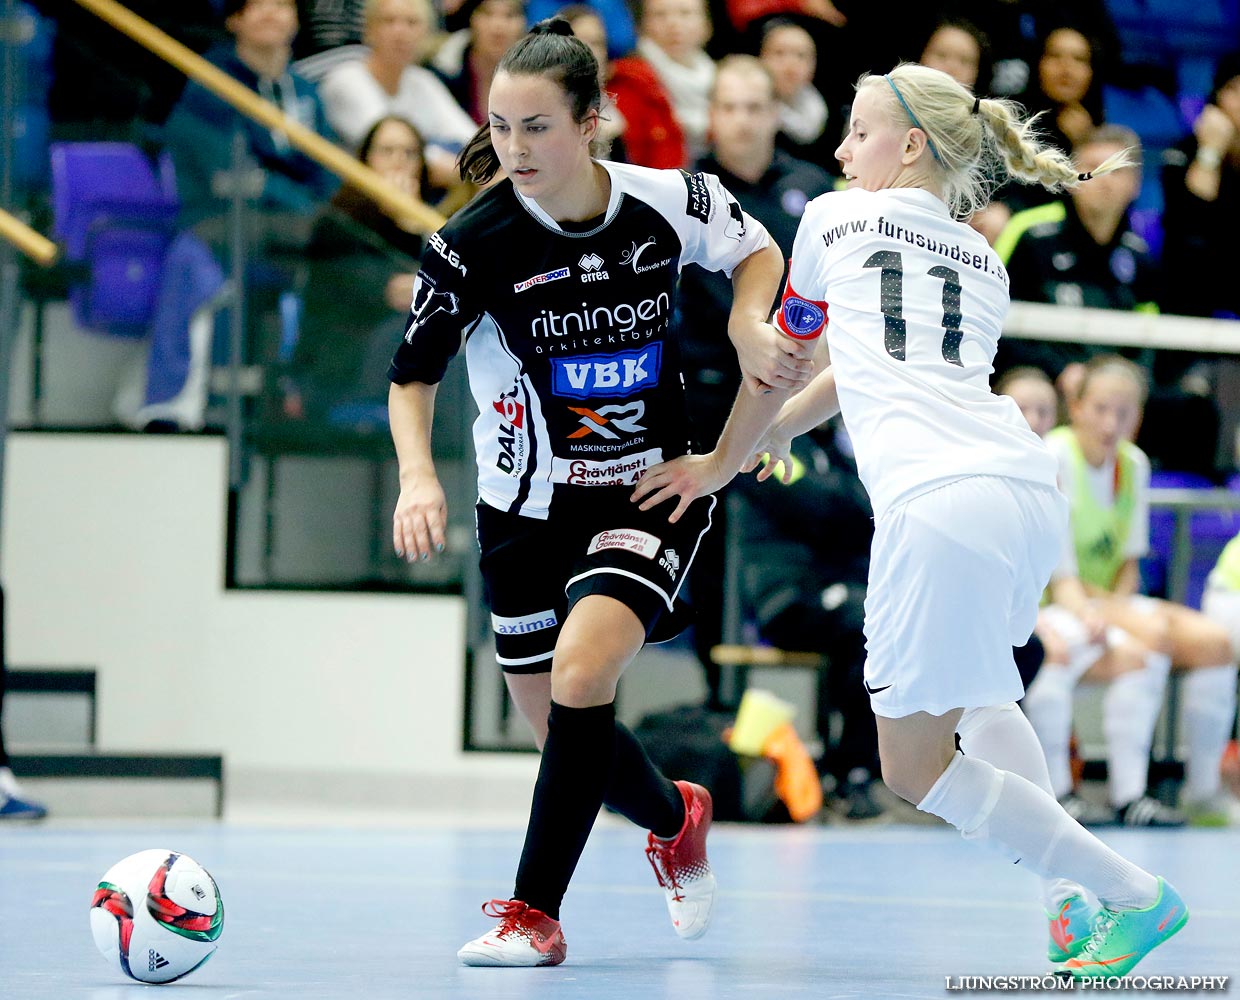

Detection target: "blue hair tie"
[885, 75, 941, 163]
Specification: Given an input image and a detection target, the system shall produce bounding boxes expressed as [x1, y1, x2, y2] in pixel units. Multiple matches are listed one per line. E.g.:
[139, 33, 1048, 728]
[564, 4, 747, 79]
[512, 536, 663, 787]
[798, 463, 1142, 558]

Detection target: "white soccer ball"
[89, 849, 223, 984]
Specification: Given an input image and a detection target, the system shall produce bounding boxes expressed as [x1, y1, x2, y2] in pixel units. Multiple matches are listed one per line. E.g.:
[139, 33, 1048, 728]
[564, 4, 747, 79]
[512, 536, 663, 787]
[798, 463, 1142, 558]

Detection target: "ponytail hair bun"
[531, 17, 575, 37]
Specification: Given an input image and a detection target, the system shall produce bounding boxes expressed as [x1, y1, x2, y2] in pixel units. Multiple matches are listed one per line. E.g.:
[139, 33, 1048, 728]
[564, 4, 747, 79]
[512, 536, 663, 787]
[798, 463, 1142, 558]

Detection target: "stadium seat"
[49, 142, 180, 337]
[1144, 471, 1238, 608]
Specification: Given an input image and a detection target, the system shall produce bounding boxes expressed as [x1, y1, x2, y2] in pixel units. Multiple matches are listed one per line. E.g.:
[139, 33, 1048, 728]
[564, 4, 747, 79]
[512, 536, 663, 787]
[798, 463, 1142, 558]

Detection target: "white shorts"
[863, 475, 1068, 719]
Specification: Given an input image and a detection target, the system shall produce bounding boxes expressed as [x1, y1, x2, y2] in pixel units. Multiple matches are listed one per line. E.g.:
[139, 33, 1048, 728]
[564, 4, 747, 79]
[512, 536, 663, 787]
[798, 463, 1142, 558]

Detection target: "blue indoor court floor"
[2, 819, 1236, 999]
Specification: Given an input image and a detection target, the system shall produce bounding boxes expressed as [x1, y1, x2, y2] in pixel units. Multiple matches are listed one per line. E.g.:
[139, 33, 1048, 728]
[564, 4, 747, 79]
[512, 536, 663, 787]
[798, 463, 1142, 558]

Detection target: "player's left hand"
[730, 319, 814, 393]
[631, 453, 731, 522]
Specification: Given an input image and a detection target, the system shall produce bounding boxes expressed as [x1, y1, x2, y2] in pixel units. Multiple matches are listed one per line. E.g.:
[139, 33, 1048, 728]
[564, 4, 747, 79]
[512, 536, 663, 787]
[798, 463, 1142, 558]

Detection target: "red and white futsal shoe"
[457, 899, 567, 967]
[645, 780, 716, 940]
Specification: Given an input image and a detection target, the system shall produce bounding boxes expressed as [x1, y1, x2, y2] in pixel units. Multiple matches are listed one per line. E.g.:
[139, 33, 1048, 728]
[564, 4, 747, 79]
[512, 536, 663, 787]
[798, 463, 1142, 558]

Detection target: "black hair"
[759, 16, 813, 49]
[920, 16, 992, 95]
[357, 114, 431, 199]
[457, 17, 602, 185]
[1032, 21, 1106, 127]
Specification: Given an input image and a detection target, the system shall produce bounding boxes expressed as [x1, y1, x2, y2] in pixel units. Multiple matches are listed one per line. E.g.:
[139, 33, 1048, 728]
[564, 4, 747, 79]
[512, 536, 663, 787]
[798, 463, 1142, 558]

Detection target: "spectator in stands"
[606, 15, 686, 167]
[678, 56, 832, 449]
[158, 0, 338, 429]
[1197, 530, 1240, 824]
[995, 124, 1221, 474]
[999, 366, 1170, 826]
[1159, 52, 1240, 320]
[917, 15, 989, 93]
[676, 55, 833, 730]
[973, 19, 1109, 243]
[758, 19, 832, 170]
[530, 0, 635, 57]
[319, 0, 477, 188]
[1024, 357, 1237, 826]
[0, 587, 47, 821]
[431, 0, 527, 123]
[943, 0, 1117, 102]
[165, 0, 339, 234]
[629, 0, 716, 162]
[557, 6, 627, 159]
[993, 125, 1152, 400]
[725, 0, 844, 40]
[1026, 24, 1105, 156]
[732, 423, 883, 818]
[285, 115, 427, 424]
[293, 0, 367, 56]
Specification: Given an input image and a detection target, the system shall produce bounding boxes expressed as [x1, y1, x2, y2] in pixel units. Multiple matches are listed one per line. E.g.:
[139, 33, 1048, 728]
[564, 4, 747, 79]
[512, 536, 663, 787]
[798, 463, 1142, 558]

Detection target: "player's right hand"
[731, 319, 814, 393]
[393, 474, 447, 562]
[741, 424, 795, 484]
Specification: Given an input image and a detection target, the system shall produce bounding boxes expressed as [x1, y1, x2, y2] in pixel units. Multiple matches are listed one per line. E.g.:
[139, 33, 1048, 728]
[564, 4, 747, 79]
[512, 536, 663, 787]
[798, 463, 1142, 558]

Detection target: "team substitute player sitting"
[635, 62, 1189, 980]
[388, 19, 814, 966]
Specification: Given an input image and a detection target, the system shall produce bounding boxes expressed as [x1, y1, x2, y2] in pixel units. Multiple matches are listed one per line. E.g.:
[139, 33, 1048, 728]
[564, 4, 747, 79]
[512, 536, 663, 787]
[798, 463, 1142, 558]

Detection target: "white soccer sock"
[0, 766, 19, 797]
[1021, 668, 1078, 799]
[1181, 663, 1239, 802]
[1103, 651, 1171, 807]
[957, 704, 1083, 911]
[919, 751, 1160, 910]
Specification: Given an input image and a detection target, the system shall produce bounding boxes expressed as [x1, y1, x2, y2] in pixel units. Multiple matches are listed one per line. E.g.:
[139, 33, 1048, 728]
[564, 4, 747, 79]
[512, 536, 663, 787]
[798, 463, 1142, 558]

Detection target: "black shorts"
[476, 491, 716, 674]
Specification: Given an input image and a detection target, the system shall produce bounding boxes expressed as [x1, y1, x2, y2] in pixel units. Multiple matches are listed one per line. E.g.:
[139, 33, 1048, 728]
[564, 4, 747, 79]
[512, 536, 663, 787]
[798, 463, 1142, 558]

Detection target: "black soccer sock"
[513, 701, 617, 920]
[606, 721, 685, 839]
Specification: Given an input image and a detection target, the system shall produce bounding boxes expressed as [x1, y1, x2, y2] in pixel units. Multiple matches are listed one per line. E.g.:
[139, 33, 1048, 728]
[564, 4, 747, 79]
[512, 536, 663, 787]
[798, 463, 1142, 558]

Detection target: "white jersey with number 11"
[775, 187, 1058, 519]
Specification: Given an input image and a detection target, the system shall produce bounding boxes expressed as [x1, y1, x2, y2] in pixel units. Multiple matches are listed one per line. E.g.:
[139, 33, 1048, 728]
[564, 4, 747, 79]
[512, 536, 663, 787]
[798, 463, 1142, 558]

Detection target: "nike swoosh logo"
[864, 681, 892, 695]
[1157, 906, 1179, 932]
[529, 931, 561, 955]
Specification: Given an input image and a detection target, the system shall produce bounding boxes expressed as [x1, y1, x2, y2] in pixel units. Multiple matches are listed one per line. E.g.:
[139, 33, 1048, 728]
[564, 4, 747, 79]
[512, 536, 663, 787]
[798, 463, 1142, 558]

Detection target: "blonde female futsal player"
[633, 62, 1188, 980]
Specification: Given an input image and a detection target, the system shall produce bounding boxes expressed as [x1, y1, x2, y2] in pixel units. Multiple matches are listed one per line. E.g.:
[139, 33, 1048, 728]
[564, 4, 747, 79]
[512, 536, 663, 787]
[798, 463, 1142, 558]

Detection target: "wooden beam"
[70, 0, 447, 235]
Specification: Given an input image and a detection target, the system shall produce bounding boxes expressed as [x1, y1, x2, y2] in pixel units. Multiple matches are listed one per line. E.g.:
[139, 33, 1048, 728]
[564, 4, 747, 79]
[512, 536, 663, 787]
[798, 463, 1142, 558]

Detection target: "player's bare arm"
[728, 240, 814, 393]
[389, 380, 448, 561]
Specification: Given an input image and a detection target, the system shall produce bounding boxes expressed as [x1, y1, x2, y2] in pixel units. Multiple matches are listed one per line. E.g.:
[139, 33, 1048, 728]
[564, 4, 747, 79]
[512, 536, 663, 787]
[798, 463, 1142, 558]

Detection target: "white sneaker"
[457, 899, 566, 967]
[645, 780, 716, 940]
[1183, 791, 1240, 827]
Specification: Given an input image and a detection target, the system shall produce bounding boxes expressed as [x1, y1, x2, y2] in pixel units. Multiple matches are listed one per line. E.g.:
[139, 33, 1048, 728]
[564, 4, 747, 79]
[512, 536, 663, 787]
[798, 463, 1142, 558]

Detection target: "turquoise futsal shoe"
[1047, 894, 1095, 963]
[1057, 878, 1188, 980]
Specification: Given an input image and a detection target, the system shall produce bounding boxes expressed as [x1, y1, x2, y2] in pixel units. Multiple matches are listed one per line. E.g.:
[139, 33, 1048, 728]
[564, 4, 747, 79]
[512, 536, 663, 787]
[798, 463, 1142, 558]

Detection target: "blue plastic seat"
[49, 142, 181, 337]
[1143, 471, 1236, 607]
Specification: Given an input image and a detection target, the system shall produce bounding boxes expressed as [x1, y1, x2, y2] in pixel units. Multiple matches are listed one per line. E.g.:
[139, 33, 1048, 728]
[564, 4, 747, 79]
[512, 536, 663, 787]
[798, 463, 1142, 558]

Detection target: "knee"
[1092, 643, 1147, 681]
[1199, 621, 1234, 665]
[1146, 613, 1174, 656]
[880, 747, 955, 805]
[550, 656, 619, 707]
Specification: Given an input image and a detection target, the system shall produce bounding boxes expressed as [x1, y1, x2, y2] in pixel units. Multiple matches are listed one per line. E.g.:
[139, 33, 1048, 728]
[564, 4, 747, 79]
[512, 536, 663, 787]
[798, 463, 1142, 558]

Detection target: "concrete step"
[4, 667, 96, 748]
[8, 750, 224, 818]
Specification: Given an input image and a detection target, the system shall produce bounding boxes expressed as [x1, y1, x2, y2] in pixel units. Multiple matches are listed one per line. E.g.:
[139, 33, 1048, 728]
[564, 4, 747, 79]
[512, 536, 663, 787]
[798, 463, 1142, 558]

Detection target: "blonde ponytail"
[862, 64, 1138, 220]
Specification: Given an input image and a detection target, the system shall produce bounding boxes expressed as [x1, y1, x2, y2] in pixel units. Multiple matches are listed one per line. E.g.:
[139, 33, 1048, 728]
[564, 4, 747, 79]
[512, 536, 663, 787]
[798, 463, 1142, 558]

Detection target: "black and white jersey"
[390, 159, 770, 519]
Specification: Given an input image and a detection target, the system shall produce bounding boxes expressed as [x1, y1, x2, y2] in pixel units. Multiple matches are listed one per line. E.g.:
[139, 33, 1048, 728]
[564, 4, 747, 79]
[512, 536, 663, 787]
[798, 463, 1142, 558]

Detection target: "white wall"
[0, 433, 538, 805]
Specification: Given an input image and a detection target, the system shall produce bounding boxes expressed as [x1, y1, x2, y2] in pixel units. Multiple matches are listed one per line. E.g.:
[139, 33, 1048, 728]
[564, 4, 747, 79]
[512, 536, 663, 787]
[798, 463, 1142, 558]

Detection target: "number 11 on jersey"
[863, 251, 964, 367]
